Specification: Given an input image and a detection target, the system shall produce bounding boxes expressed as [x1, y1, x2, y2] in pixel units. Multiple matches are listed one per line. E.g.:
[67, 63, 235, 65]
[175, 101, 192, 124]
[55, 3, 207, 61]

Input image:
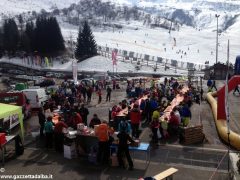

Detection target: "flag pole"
[225, 39, 230, 173]
[112, 50, 114, 74]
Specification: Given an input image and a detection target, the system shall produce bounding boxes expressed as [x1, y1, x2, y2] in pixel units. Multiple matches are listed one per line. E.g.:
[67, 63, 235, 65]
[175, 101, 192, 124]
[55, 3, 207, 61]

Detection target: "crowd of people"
[37, 78, 136, 169]
[110, 77, 200, 145]
[37, 76, 199, 169]
[38, 79, 107, 151]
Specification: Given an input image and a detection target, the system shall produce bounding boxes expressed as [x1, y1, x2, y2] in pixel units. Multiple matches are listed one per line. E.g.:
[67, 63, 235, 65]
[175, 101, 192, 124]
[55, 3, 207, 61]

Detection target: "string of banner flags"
[16, 46, 207, 72]
[97, 45, 208, 71]
[21, 55, 54, 68]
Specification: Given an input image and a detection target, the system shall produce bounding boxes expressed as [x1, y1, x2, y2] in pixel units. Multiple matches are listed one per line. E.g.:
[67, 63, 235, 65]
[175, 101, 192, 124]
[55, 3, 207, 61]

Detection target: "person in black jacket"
[89, 114, 101, 128]
[233, 85, 240, 95]
[117, 128, 135, 170]
[211, 80, 217, 91]
[38, 108, 46, 137]
[106, 86, 112, 102]
[78, 104, 89, 126]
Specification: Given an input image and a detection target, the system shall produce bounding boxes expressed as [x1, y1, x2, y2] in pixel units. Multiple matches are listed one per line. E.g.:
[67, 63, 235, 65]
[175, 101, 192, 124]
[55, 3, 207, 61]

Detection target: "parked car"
[80, 78, 93, 86]
[54, 73, 65, 79]
[8, 69, 25, 75]
[114, 74, 127, 81]
[35, 78, 55, 87]
[45, 72, 55, 78]
[110, 75, 120, 81]
[92, 74, 111, 84]
[22, 88, 48, 109]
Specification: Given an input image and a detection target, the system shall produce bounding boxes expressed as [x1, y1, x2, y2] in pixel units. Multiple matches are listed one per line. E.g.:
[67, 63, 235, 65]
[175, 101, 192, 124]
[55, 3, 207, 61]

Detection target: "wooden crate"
[181, 125, 205, 145]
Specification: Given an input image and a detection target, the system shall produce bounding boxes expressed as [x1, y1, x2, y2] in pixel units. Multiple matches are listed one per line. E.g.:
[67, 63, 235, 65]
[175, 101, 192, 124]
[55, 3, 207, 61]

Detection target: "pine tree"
[75, 21, 97, 61]
[25, 21, 35, 52]
[35, 17, 46, 53]
[3, 19, 20, 54]
[82, 21, 97, 56]
[18, 15, 25, 51]
[21, 32, 31, 53]
[75, 27, 85, 59]
[49, 17, 65, 52]
[35, 17, 65, 54]
[0, 28, 3, 57]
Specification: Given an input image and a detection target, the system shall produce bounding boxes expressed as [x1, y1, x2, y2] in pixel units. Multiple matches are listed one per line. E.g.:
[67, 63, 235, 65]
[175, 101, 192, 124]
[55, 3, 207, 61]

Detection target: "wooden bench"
[153, 167, 178, 180]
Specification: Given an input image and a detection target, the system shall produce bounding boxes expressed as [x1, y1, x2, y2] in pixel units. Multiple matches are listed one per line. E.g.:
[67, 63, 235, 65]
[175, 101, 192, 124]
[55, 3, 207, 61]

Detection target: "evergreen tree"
[0, 28, 3, 57]
[82, 21, 97, 56]
[25, 21, 35, 52]
[18, 15, 24, 32]
[75, 27, 85, 59]
[3, 19, 20, 54]
[75, 21, 97, 60]
[49, 17, 65, 52]
[21, 32, 31, 53]
[35, 17, 65, 54]
[18, 15, 25, 51]
[35, 17, 47, 53]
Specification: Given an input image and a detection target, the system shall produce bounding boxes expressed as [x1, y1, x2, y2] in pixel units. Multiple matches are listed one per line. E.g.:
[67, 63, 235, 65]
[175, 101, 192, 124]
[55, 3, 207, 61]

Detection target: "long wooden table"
[161, 87, 189, 121]
[116, 95, 149, 117]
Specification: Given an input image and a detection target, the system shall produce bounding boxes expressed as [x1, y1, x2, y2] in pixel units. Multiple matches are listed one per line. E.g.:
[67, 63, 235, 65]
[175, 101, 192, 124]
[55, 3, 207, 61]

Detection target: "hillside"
[0, 0, 239, 66]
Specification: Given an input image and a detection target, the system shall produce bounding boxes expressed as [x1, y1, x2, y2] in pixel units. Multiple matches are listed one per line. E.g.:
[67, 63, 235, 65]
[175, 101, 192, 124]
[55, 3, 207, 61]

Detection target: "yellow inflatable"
[206, 92, 240, 150]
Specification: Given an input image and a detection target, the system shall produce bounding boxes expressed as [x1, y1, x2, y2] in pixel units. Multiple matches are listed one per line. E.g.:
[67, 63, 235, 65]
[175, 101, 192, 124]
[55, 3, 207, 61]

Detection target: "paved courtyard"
[0, 79, 235, 179]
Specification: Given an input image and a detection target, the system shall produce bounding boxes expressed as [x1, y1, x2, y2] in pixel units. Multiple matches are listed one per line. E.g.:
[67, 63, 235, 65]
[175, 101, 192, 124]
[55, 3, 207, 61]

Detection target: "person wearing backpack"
[118, 118, 131, 134]
[117, 125, 135, 170]
[44, 116, 54, 149]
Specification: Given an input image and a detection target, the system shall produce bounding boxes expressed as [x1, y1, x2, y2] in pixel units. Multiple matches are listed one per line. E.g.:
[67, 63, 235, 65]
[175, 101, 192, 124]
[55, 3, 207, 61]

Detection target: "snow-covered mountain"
[0, 0, 237, 30]
[1, 0, 240, 30]
[0, 0, 240, 65]
[0, 0, 79, 15]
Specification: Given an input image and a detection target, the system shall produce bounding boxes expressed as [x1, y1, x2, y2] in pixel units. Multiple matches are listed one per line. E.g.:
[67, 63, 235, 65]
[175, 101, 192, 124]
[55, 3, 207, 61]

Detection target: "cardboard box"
[64, 144, 76, 159]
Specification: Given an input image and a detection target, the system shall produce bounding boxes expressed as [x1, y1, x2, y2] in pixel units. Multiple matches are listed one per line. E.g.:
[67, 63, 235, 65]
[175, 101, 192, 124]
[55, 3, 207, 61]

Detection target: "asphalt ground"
[0, 79, 232, 179]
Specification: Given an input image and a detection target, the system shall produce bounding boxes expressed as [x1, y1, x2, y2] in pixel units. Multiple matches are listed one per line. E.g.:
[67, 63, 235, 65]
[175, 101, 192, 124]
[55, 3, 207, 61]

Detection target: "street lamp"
[215, 14, 220, 64]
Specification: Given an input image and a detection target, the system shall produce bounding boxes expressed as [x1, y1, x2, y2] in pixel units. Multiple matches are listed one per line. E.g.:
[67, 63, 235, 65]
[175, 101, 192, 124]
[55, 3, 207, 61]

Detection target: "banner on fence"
[171, 60, 178, 67]
[112, 50, 117, 65]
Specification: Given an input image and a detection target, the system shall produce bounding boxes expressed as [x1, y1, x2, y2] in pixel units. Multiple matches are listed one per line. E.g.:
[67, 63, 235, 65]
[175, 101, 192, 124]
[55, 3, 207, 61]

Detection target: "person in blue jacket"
[149, 97, 158, 121]
[207, 79, 212, 87]
[180, 104, 191, 127]
[118, 118, 131, 134]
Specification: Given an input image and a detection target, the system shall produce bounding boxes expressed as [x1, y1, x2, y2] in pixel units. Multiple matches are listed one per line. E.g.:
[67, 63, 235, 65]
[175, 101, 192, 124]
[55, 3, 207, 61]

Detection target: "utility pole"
[215, 14, 220, 64]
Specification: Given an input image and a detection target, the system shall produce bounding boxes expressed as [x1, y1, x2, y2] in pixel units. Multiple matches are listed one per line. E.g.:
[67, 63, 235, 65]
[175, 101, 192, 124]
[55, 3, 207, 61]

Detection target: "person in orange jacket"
[95, 120, 111, 164]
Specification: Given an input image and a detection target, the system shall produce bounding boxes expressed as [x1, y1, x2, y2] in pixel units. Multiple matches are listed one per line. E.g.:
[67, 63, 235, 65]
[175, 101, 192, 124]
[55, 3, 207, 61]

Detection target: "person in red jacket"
[169, 111, 179, 127]
[97, 89, 102, 104]
[130, 104, 141, 138]
[71, 112, 83, 129]
[169, 111, 180, 135]
[54, 116, 68, 152]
